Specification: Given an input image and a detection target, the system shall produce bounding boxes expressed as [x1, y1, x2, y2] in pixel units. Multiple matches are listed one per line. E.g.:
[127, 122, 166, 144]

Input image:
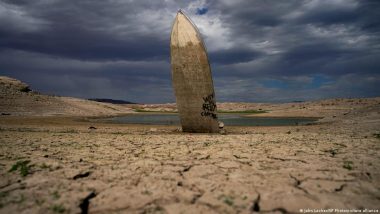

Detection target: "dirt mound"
[0, 76, 133, 116]
[0, 76, 31, 94]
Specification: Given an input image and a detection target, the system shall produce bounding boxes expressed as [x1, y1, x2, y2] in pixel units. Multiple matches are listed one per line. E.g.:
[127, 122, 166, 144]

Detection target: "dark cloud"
[0, 0, 379, 103]
[209, 48, 262, 65]
[0, 0, 173, 61]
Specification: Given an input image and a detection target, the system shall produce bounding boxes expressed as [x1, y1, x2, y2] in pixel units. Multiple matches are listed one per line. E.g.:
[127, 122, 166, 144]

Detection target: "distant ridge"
[88, 98, 136, 104]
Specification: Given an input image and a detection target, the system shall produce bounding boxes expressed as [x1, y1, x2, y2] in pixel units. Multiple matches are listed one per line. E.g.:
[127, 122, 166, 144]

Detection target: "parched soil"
[0, 99, 379, 213]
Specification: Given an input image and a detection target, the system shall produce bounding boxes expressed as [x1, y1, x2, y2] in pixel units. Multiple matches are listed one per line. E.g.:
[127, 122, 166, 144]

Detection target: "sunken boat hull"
[170, 11, 219, 133]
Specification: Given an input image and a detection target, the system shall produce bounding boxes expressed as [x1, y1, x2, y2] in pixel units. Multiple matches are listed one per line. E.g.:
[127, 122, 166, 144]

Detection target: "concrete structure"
[170, 10, 219, 133]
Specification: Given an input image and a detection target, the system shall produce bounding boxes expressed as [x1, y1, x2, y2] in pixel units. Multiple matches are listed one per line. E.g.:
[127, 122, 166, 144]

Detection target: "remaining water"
[106, 113, 318, 126]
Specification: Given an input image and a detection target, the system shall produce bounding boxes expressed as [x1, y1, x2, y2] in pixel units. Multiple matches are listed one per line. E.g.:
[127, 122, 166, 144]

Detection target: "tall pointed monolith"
[170, 10, 219, 133]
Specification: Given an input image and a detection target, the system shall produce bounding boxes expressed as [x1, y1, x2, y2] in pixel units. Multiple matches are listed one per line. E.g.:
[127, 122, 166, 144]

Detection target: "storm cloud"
[0, 0, 379, 103]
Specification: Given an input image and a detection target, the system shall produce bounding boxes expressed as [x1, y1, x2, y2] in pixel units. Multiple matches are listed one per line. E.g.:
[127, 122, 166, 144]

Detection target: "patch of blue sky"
[309, 74, 333, 89]
[196, 7, 208, 15]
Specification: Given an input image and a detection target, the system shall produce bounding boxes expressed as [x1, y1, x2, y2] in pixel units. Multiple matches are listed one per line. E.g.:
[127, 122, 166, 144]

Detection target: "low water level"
[106, 114, 318, 126]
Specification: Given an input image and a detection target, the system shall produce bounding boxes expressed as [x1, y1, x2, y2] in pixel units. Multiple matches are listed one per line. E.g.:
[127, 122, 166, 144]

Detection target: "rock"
[73, 171, 91, 180]
[149, 128, 157, 132]
[218, 121, 224, 129]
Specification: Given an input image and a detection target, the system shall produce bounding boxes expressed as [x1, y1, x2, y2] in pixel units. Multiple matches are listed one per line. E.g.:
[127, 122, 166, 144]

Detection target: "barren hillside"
[0, 76, 133, 116]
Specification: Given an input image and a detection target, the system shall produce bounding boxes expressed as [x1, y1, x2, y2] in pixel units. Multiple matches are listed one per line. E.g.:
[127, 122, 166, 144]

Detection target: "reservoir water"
[106, 114, 318, 126]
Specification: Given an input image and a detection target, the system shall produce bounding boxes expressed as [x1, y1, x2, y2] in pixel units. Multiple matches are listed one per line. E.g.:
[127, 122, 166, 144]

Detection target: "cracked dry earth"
[0, 106, 380, 213]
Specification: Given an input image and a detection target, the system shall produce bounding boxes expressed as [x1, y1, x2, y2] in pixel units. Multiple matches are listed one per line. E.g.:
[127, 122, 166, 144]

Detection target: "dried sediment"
[0, 97, 379, 213]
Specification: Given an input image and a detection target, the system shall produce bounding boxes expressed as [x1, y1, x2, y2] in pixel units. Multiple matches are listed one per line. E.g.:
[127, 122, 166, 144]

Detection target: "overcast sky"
[0, 0, 379, 103]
